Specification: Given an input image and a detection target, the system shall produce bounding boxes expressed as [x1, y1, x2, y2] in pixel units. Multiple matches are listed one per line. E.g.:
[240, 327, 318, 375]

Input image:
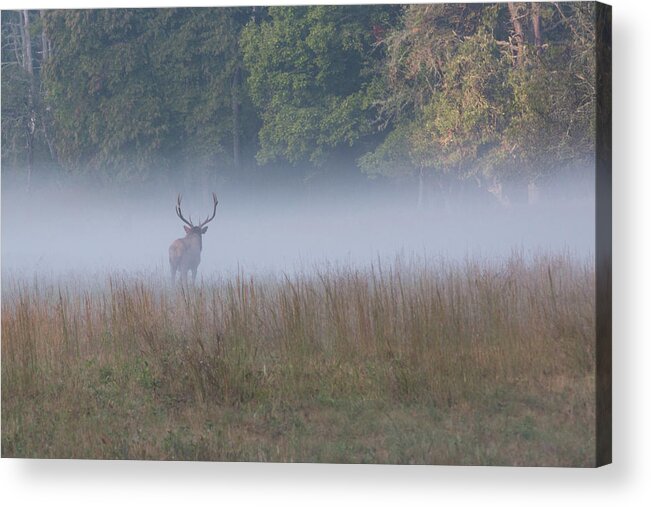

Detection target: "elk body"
[169, 193, 218, 285]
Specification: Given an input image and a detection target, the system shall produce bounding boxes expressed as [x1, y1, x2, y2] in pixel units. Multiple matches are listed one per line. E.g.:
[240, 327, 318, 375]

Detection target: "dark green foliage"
[40, 8, 255, 182]
[42, 10, 165, 180]
[1, 4, 599, 191]
[241, 5, 398, 167]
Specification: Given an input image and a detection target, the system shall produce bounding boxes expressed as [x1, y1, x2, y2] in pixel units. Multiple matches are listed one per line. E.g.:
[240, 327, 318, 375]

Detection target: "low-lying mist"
[1, 171, 595, 280]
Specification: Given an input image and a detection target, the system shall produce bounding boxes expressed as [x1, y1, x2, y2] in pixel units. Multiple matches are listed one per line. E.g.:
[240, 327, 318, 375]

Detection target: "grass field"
[1, 253, 596, 465]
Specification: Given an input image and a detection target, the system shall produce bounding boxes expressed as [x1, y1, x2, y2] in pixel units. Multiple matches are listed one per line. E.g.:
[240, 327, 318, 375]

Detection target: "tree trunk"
[22, 11, 33, 76]
[26, 134, 33, 192]
[40, 10, 50, 61]
[10, 18, 24, 67]
[527, 180, 540, 204]
[508, 3, 525, 67]
[231, 65, 241, 171]
[417, 166, 425, 209]
[531, 2, 542, 54]
[22, 10, 35, 192]
[39, 10, 58, 165]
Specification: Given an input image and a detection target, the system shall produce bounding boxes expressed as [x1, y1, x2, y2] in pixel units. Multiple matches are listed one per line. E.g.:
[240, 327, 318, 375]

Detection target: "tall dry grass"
[1, 252, 596, 464]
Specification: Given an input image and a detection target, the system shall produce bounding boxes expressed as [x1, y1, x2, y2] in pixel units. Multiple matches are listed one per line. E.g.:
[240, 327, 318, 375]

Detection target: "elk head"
[169, 192, 218, 285]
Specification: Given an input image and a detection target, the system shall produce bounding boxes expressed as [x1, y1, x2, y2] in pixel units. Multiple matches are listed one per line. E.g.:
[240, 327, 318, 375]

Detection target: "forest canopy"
[1, 3, 601, 203]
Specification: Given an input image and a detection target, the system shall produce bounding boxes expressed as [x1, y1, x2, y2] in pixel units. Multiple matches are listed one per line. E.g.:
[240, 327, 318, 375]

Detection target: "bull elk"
[169, 192, 218, 285]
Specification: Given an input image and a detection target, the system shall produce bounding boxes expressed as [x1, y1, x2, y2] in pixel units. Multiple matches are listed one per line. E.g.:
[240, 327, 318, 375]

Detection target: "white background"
[1, 0, 649, 505]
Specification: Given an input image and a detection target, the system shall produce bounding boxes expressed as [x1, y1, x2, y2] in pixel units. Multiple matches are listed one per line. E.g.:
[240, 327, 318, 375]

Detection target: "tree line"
[1, 4, 601, 203]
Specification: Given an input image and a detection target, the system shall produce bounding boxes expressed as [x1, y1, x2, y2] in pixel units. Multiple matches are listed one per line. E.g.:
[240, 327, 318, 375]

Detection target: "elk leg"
[170, 264, 177, 285]
[191, 268, 197, 284]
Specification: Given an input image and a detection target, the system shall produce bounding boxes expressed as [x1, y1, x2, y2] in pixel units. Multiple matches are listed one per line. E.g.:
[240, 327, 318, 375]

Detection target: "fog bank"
[1, 175, 595, 279]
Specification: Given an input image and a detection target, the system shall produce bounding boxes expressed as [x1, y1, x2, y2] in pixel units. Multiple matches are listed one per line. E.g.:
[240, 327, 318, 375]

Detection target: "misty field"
[1, 253, 596, 465]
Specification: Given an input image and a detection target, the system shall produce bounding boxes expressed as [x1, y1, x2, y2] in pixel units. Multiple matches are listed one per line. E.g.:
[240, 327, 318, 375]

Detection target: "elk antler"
[199, 192, 219, 227]
[175, 194, 194, 227]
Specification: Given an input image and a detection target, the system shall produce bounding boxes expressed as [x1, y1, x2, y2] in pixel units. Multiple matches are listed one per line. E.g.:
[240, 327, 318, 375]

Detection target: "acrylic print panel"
[1, 2, 611, 466]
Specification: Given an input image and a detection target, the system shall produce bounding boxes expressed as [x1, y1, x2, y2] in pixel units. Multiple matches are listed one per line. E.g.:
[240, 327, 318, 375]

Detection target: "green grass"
[1, 253, 596, 465]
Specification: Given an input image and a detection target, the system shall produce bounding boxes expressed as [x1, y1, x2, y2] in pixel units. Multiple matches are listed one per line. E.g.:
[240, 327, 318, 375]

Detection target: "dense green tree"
[1, 4, 600, 196]
[41, 8, 256, 183]
[44, 10, 164, 181]
[240, 5, 397, 168]
[144, 7, 257, 174]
